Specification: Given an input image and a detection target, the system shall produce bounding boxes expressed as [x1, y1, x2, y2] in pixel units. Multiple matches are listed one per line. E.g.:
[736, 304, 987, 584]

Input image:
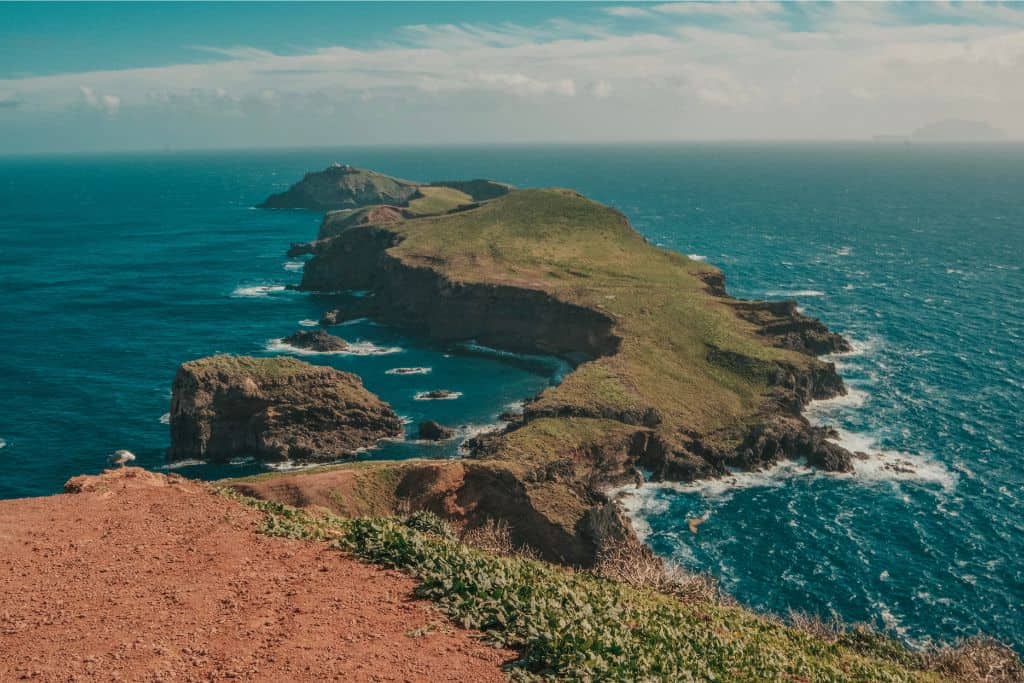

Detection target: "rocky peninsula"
[167, 355, 402, 463]
[236, 166, 856, 566]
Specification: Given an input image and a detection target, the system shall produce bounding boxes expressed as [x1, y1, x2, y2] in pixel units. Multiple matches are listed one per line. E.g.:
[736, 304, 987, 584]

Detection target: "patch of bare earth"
[0, 468, 512, 682]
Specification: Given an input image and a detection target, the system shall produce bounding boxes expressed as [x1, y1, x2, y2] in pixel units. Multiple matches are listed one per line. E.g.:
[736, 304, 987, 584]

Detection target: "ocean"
[0, 144, 1020, 653]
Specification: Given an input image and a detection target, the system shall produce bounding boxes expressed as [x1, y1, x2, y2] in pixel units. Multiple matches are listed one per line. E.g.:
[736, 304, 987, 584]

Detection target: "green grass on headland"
[406, 185, 474, 215]
[223, 490, 956, 683]
[389, 188, 799, 448]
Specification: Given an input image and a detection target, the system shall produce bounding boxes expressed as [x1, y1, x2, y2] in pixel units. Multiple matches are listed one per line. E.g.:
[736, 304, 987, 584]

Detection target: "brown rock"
[166, 355, 402, 463]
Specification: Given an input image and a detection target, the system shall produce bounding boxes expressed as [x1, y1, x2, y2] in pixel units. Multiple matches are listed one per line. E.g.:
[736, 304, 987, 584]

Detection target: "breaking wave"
[764, 289, 826, 298]
[385, 366, 432, 375]
[231, 284, 287, 298]
[266, 338, 402, 356]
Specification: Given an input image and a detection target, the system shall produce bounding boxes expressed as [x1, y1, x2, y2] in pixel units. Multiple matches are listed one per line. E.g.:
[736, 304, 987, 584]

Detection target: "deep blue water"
[0, 144, 1021, 653]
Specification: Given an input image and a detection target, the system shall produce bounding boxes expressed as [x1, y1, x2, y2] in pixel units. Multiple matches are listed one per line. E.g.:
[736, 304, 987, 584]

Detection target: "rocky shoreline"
[225, 165, 857, 566]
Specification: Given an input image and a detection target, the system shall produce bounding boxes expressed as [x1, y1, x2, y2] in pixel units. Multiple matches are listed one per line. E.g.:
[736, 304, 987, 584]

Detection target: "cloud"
[80, 85, 120, 115]
[2, 3, 1023, 150]
[476, 73, 576, 97]
[604, 6, 651, 19]
[653, 2, 783, 18]
[591, 80, 613, 98]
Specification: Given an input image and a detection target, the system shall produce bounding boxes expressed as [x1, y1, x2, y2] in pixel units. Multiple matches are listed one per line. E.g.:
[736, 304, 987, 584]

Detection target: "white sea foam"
[159, 412, 171, 425]
[160, 459, 205, 470]
[232, 284, 287, 298]
[836, 246, 853, 257]
[414, 390, 463, 401]
[805, 387, 870, 416]
[614, 460, 816, 511]
[687, 254, 707, 262]
[764, 289, 826, 298]
[385, 366, 432, 375]
[266, 338, 402, 356]
[457, 421, 509, 454]
[0, 438, 6, 449]
[504, 400, 526, 415]
[283, 261, 305, 272]
[265, 460, 320, 472]
[831, 428, 957, 490]
[399, 415, 414, 425]
[298, 318, 319, 327]
[456, 340, 571, 380]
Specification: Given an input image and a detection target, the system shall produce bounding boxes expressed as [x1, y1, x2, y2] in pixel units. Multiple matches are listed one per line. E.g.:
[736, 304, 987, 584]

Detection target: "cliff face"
[238, 180, 853, 566]
[168, 355, 402, 463]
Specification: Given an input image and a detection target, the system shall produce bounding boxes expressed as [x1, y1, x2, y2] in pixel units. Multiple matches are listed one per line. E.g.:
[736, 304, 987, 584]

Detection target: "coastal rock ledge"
[167, 355, 402, 463]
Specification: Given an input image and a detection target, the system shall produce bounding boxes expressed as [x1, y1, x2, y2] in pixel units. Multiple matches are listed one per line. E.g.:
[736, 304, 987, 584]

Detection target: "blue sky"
[2, 2, 1023, 153]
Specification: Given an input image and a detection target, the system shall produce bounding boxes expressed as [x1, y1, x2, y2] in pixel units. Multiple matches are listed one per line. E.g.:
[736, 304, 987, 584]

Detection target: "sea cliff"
[168, 355, 402, 463]
[231, 170, 858, 566]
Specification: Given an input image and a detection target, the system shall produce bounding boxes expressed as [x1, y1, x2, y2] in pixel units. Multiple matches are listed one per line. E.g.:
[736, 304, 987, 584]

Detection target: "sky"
[1, 1, 1023, 154]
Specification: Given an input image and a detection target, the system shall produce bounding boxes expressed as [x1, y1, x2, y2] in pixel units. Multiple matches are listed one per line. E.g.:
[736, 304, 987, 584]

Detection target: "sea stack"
[167, 355, 402, 463]
[281, 329, 349, 352]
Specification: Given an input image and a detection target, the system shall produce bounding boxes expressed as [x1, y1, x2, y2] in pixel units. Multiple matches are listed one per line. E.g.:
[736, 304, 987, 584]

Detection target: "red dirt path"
[0, 468, 512, 682]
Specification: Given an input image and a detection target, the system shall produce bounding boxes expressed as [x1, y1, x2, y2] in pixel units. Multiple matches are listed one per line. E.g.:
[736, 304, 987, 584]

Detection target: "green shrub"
[227, 491, 949, 682]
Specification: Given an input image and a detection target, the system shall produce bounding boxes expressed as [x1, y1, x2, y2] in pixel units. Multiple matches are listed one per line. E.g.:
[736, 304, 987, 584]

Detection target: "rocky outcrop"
[258, 165, 512, 213]
[730, 299, 851, 355]
[318, 205, 409, 240]
[167, 355, 402, 463]
[258, 164, 420, 211]
[418, 420, 455, 441]
[281, 329, 348, 352]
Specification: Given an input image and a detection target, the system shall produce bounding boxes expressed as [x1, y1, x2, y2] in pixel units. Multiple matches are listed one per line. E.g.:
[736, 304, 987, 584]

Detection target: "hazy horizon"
[2, 2, 1023, 154]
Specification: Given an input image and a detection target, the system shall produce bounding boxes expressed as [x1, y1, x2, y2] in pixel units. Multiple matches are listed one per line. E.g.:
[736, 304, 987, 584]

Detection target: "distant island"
[875, 119, 1008, 143]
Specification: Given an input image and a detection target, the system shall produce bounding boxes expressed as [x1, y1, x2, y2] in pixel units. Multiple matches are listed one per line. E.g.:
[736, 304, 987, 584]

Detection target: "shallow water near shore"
[1, 144, 1021, 653]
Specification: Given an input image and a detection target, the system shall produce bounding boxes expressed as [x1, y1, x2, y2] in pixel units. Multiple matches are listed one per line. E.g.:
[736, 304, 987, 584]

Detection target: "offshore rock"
[281, 329, 348, 352]
[167, 355, 402, 463]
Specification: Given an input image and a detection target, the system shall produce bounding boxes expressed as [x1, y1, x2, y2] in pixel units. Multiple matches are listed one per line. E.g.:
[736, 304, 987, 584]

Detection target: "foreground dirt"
[0, 468, 512, 682]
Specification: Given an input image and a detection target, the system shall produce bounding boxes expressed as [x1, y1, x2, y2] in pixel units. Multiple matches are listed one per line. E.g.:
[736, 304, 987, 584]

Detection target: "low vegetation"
[220, 489, 1024, 682]
[406, 185, 474, 215]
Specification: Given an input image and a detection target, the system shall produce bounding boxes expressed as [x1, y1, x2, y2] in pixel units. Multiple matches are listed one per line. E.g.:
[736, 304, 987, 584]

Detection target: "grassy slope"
[406, 186, 475, 215]
[228, 492, 944, 682]
[387, 189, 815, 466]
[183, 354, 322, 380]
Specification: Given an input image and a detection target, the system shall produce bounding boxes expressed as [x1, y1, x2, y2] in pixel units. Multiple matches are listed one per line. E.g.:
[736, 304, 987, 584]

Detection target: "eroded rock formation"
[167, 355, 402, 463]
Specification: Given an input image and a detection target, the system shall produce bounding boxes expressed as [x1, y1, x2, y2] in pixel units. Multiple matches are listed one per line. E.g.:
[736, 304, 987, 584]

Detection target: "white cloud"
[79, 85, 120, 115]
[591, 80, 613, 98]
[653, 2, 783, 18]
[476, 73, 576, 97]
[2, 3, 1023, 148]
[604, 6, 651, 19]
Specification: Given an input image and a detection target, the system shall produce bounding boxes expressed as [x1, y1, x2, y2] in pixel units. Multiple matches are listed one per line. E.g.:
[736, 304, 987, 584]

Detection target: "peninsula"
[240, 165, 856, 566]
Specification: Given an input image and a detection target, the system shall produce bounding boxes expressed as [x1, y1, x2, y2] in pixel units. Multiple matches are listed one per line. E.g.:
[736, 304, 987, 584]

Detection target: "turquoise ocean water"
[0, 145, 1020, 652]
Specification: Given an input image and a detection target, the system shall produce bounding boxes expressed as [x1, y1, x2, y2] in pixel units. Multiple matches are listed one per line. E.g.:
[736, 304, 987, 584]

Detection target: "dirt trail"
[0, 468, 512, 682]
